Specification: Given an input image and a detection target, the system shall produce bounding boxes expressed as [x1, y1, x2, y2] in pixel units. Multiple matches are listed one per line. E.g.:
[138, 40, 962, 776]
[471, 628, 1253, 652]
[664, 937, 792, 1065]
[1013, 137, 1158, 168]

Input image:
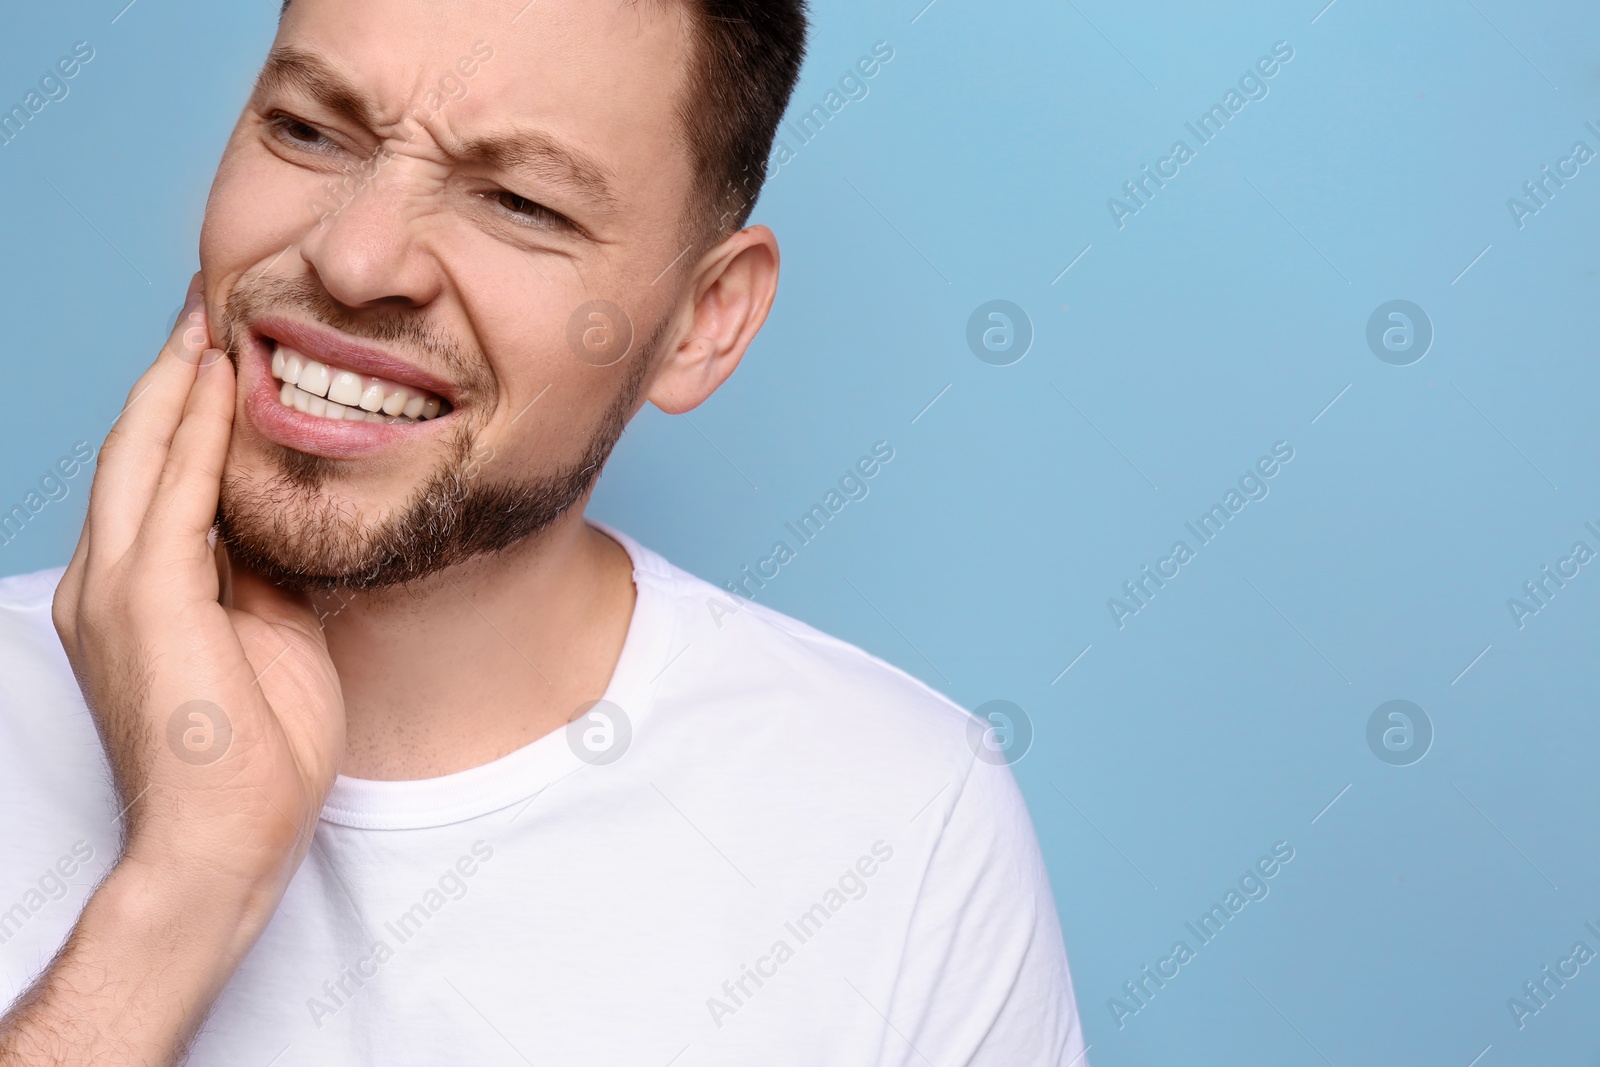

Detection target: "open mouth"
[268, 343, 454, 425]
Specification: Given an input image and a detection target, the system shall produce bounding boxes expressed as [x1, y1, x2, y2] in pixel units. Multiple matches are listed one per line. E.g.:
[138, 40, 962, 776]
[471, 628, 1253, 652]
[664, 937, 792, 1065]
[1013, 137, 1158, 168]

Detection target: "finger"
[54, 520, 90, 615]
[53, 360, 115, 643]
[86, 275, 213, 561]
[51, 528, 91, 659]
[53, 533, 142, 693]
[160, 272, 214, 367]
[140, 352, 237, 560]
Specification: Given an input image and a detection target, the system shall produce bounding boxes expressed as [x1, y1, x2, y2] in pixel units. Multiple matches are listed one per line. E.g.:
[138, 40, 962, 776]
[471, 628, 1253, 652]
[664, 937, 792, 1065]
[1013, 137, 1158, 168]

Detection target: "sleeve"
[878, 755, 1089, 1067]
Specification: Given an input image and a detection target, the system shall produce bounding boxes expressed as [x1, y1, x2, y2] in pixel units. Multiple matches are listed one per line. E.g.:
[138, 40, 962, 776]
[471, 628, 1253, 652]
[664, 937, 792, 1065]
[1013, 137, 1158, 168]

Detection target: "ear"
[647, 225, 779, 416]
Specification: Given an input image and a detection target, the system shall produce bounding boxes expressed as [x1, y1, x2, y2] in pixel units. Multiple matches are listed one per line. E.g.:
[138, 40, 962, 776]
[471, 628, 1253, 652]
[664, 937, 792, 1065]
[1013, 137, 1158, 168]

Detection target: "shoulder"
[614, 528, 984, 780]
[0, 565, 65, 610]
[0, 565, 103, 800]
[0, 565, 76, 692]
[0, 565, 66, 652]
[0, 565, 84, 720]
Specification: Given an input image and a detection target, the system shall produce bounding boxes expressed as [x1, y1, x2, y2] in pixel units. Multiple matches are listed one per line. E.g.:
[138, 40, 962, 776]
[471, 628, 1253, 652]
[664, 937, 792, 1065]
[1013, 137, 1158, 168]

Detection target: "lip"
[241, 317, 459, 461]
[253, 315, 460, 404]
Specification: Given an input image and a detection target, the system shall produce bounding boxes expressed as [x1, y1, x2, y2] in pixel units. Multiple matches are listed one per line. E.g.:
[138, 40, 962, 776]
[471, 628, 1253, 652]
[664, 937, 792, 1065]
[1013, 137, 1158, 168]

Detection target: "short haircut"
[279, 0, 809, 247]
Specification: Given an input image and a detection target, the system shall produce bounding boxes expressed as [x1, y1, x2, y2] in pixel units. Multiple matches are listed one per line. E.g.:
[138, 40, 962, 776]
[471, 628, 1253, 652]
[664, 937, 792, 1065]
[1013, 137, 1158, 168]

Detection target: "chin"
[216, 426, 611, 595]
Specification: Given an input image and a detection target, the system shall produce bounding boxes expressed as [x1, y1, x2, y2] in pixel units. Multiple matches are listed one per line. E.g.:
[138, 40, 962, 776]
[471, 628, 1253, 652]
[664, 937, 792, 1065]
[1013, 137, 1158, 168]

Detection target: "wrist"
[106, 851, 288, 961]
[0, 855, 288, 1063]
[119, 810, 309, 905]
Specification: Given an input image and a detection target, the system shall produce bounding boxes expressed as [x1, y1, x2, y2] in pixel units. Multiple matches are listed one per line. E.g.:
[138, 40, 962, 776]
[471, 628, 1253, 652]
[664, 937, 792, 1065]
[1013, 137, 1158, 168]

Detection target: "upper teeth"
[271, 346, 448, 424]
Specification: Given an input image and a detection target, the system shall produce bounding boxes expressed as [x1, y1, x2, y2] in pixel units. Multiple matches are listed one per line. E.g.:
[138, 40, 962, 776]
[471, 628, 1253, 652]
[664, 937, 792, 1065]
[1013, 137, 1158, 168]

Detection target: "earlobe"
[646, 337, 722, 416]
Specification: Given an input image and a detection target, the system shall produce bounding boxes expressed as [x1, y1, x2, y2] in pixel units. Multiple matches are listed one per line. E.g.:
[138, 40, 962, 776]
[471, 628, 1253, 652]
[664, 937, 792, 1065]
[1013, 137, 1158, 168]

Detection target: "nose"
[296, 157, 446, 311]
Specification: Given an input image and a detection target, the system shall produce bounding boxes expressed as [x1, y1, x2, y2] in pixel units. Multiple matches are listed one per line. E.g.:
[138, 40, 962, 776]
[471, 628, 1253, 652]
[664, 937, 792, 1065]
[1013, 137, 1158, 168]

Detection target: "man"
[0, 0, 1086, 1063]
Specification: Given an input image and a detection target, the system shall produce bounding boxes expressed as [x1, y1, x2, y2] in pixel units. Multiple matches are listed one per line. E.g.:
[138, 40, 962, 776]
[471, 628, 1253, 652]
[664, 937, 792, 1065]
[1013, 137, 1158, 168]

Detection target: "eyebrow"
[255, 46, 379, 130]
[456, 128, 619, 211]
[253, 46, 620, 212]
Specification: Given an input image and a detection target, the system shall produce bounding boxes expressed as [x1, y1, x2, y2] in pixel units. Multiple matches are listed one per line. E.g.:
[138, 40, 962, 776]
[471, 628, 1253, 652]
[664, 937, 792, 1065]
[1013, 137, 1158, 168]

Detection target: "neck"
[317, 510, 636, 780]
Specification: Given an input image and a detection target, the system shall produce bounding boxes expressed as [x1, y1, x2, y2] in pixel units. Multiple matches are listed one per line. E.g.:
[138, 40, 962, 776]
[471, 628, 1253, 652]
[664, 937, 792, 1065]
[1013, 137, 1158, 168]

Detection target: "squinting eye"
[487, 190, 577, 233]
[494, 191, 552, 219]
[270, 114, 331, 149]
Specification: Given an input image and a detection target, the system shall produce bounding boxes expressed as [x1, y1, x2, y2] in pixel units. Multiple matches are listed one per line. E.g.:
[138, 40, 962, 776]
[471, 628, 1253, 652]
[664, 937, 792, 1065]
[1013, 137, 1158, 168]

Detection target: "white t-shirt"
[0, 525, 1087, 1066]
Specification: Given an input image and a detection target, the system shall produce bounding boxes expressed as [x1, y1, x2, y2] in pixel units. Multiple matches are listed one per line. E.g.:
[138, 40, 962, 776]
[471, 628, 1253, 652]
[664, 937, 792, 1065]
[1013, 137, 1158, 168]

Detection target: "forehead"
[276, 0, 696, 214]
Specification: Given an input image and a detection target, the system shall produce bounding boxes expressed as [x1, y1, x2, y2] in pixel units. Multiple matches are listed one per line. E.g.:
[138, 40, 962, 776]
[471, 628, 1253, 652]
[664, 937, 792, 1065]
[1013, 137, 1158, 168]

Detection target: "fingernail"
[184, 288, 204, 317]
[197, 348, 225, 370]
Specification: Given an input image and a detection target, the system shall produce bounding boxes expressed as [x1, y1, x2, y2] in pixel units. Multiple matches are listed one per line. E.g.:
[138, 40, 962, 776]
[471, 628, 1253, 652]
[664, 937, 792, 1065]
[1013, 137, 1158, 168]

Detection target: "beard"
[213, 274, 655, 594]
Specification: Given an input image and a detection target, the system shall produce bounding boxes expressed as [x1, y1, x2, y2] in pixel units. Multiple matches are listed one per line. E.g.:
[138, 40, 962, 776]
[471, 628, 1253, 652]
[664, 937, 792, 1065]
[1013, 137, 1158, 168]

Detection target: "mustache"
[216, 272, 486, 392]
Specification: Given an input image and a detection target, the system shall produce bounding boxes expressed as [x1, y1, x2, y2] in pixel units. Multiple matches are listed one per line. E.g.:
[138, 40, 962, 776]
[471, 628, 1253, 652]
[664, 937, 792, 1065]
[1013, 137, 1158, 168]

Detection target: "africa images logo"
[0, 41, 95, 150]
[1106, 41, 1295, 230]
[1106, 442, 1295, 629]
[1108, 840, 1296, 1029]
[705, 841, 894, 1030]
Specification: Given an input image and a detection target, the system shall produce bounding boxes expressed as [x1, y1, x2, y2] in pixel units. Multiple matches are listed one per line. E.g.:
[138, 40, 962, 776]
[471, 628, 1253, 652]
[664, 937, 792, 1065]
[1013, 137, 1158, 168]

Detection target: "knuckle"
[98, 424, 130, 460]
[50, 585, 76, 641]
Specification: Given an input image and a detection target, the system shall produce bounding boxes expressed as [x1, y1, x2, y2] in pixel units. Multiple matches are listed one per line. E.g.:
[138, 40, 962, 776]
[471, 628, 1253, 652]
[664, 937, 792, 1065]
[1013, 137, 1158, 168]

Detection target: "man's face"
[199, 0, 700, 590]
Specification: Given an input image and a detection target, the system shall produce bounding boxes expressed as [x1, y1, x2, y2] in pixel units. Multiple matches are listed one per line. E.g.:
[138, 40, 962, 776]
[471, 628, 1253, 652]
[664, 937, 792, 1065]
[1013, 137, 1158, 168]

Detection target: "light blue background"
[3, 0, 1598, 1062]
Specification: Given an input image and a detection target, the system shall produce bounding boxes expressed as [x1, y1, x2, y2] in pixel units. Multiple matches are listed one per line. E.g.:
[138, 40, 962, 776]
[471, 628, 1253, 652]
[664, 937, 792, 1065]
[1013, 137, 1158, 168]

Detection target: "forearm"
[0, 859, 277, 1066]
[5, 275, 337, 1065]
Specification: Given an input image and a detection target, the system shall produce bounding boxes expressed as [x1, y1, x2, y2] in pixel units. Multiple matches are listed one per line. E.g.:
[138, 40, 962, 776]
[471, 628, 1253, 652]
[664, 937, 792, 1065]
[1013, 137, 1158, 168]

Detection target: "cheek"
[202, 137, 463, 275]
[201, 139, 323, 272]
[466, 294, 650, 465]
[456, 245, 631, 398]
[471, 304, 588, 431]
